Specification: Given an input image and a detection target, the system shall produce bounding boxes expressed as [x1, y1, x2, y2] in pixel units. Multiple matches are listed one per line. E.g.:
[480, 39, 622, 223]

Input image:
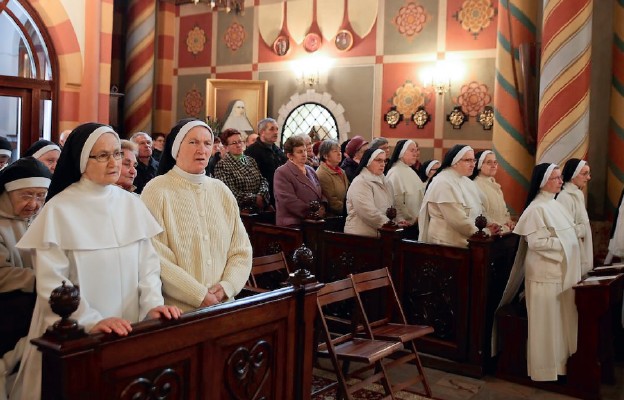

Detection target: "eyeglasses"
[228, 140, 244, 146]
[89, 150, 123, 163]
[460, 158, 477, 164]
[484, 160, 498, 166]
[18, 193, 47, 202]
[579, 171, 591, 177]
[548, 175, 563, 181]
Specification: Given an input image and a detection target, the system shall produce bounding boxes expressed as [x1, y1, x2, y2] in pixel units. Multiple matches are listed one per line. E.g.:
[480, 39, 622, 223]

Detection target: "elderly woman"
[497, 163, 581, 381]
[345, 148, 406, 237]
[556, 158, 592, 274]
[385, 140, 424, 228]
[11, 123, 180, 399]
[316, 140, 349, 217]
[470, 150, 515, 232]
[142, 118, 252, 311]
[0, 157, 51, 294]
[115, 140, 139, 192]
[213, 128, 270, 210]
[417, 159, 440, 183]
[419, 145, 500, 248]
[23, 139, 61, 174]
[274, 135, 326, 227]
[221, 99, 254, 134]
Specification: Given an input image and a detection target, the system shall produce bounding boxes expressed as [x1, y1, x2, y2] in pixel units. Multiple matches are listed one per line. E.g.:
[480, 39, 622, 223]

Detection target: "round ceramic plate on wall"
[303, 32, 322, 52]
[273, 35, 290, 56]
[334, 29, 353, 52]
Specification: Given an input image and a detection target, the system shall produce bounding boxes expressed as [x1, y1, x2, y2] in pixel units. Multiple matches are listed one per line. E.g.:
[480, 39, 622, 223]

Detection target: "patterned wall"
[174, 0, 499, 162]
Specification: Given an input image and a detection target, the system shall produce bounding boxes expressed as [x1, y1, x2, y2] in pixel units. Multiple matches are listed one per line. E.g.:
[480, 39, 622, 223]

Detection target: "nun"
[417, 159, 440, 183]
[0, 137, 12, 171]
[23, 139, 61, 174]
[10, 123, 181, 400]
[385, 140, 424, 233]
[141, 118, 252, 312]
[496, 163, 581, 382]
[418, 145, 500, 248]
[556, 158, 593, 274]
[470, 150, 515, 233]
[606, 188, 624, 265]
[344, 148, 407, 237]
[0, 157, 51, 293]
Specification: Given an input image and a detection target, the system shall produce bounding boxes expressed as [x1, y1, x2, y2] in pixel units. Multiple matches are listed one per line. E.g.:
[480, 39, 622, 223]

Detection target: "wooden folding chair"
[247, 252, 290, 292]
[350, 267, 434, 398]
[315, 277, 403, 400]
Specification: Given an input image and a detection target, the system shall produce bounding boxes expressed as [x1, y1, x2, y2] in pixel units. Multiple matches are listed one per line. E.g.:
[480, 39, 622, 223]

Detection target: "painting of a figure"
[221, 99, 255, 134]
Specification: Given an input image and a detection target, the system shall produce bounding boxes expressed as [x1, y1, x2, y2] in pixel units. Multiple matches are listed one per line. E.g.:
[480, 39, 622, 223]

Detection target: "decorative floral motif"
[184, 85, 203, 117]
[224, 21, 246, 51]
[455, 81, 492, 117]
[186, 25, 207, 55]
[453, 0, 497, 39]
[392, 1, 429, 41]
[391, 81, 427, 117]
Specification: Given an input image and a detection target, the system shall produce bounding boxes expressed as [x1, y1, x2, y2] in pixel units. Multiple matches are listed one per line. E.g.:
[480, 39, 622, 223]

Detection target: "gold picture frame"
[205, 79, 268, 134]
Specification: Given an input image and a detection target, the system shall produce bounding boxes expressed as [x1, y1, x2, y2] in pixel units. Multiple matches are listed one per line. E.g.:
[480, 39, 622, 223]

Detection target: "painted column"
[607, 0, 624, 212]
[536, 0, 592, 164]
[153, 1, 175, 134]
[491, 0, 538, 215]
[124, 0, 156, 134]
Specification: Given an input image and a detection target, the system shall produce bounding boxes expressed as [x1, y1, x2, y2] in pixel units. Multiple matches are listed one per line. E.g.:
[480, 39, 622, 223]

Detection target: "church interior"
[1, 0, 624, 399]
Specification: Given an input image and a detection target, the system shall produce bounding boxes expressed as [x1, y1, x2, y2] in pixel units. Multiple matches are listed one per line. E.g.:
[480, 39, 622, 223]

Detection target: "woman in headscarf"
[385, 140, 424, 231]
[11, 123, 180, 400]
[273, 135, 326, 227]
[496, 163, 581, 382]
[220, 99, 255, 135]
[470, 150, 515, 233]
[23, 139, 61, 174]
[417, 159, 440, 183]
[0, 157, 51, 294]
[141, 118, 252, 311]
[556, 158, 593, 274]
[418, 145, 500, 248]
[344, 148, 406, 237]
[315, 139, 349, 217]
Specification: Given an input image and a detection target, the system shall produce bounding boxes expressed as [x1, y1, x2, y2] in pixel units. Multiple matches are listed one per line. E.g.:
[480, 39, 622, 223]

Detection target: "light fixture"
[420, 60, 465, 95]
[191, 0, 244, 15]
[291, 55, 333, 88]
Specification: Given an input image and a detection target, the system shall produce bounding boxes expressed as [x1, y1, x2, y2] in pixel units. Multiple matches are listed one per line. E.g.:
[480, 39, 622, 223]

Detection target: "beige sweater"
[141, 166, 252, 311]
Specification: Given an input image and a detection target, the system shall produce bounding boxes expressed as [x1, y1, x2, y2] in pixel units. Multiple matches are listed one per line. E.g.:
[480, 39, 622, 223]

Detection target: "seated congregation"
[0, 118, 622, 400]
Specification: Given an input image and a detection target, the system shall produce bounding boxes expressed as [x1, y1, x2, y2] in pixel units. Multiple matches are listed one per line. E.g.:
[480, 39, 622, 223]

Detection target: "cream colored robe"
[474, 175, 512, 232]
[344, 169, 392, 237]
[557, 182, 593, 274]
[386, 160, 425, 225]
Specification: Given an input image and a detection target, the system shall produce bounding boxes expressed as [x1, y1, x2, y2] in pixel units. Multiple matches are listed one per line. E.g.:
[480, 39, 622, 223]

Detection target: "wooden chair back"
[248, 252, 290, 291]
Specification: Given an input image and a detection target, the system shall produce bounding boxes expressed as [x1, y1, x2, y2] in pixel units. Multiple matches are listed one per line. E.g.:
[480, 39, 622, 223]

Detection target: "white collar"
[172, 165, 206, 184]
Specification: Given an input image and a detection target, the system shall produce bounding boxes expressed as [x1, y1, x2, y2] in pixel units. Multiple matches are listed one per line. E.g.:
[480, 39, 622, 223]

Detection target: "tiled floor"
[391, 362, 624, 400]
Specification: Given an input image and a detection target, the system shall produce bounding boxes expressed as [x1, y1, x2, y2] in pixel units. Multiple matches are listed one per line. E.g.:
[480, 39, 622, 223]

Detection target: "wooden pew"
[34, 272, 322, 400]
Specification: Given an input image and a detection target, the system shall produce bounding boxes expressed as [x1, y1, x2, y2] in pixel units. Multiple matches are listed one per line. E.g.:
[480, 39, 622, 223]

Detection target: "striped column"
[536, 0, 592, 164]
[607, 0, 624, 213]
[153, 1, 175, 134]
[491, 0, 538, 215]
[124, 0, 156, 135]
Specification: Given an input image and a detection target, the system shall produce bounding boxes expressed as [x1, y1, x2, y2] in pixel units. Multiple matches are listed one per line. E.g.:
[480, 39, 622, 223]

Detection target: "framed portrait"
[205, 79, 268, 134]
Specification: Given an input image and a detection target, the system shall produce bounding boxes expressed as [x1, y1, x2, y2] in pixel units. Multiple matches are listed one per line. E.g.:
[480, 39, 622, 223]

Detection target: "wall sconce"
[420, 60, 465, 95]
[291, 55, 333, 88]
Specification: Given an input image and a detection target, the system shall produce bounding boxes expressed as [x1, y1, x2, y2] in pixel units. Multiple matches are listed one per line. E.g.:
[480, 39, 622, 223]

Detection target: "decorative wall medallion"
[478, 106, 494, 130]
[224, 21, 246, 52]
[447, 106, 468, 129]
[412, 106, 431, 129]
[272, 35, 290, 56]
[392, 1, 430, 42]
[384, 106, 403, 128]
[391, 80, 427, 118]
[334, 29, 354, 52]
[186, 25, 207, 55]
[455, 81, 492, 117]
[184, 85, 203, 117]
[303, 32, 322, 52]
[453, 0, 497, 39]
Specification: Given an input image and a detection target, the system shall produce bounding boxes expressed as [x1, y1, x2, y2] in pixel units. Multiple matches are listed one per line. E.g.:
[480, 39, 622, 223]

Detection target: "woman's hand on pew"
[201, 284, 226, 307]
[147, 305, 182, 320]
[90, 317, 133, 336]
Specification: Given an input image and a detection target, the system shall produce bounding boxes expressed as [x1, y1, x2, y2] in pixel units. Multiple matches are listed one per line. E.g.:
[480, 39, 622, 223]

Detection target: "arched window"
[281, 103, 339, 146]
[0, 0, 57, 157]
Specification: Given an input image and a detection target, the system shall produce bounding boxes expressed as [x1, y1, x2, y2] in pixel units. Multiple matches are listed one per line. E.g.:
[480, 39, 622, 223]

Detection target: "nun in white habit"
[556, 158, 593, 275]
[495, 163, 581, 382]
[418, 144, 500, 248]
[10, 123, 181, 400]
[385, 139, 424, 227]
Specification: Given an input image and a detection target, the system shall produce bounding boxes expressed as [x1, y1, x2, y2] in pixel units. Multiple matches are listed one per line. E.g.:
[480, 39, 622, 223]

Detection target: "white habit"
[557, 182, 593, 274]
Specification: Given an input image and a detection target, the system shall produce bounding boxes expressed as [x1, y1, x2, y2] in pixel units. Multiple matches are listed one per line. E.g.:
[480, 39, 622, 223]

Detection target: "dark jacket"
[244, 141, 287, 203]
[134, 156, 159, 194]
